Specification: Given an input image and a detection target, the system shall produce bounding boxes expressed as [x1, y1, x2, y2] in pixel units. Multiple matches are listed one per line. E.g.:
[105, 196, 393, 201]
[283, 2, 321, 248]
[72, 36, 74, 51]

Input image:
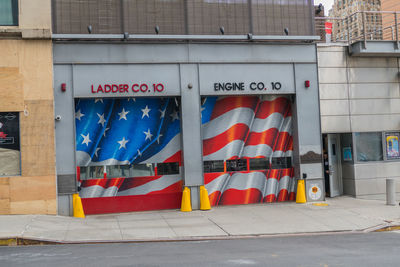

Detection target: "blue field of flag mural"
[75, 97, 181, 167]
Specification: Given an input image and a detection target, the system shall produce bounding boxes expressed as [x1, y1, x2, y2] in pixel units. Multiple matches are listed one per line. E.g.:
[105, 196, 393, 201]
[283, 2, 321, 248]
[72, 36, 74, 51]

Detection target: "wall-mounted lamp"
[305, 80, 310, 88]
[61, 83, 67, 92]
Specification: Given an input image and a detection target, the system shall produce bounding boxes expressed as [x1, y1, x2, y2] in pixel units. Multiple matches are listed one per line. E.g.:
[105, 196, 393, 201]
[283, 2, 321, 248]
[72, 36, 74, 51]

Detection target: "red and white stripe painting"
[204, 168, 295, 206]
[203, 95, 295, 205]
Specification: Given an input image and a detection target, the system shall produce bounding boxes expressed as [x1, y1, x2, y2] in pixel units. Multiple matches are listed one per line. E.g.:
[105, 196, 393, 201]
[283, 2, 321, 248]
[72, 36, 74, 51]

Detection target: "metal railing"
[315, 11, 400, 46]
[52, 0, 314, 37]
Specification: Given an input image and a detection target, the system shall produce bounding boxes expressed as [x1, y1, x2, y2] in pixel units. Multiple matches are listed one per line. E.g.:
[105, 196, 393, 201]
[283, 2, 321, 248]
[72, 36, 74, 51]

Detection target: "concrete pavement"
[0, 196, 399, 244]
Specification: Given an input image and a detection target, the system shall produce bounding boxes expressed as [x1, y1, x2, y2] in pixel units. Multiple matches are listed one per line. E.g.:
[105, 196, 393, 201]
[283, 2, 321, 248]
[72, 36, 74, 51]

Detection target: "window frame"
[0, 111, 21, 177]
[0, 0, 19, 26]
[351, 131, 400, 164]
[383, 131, 400, 161]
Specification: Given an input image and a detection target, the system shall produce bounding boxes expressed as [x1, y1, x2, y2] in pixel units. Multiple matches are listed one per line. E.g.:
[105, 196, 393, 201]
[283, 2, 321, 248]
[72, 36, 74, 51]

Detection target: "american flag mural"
[202, 95, 295, 206]
[74, 98, 182, 214]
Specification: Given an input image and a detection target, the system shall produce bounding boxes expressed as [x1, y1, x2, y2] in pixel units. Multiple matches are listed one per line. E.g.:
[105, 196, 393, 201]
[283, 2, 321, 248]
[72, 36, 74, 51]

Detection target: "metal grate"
[53, 0, 314, 36]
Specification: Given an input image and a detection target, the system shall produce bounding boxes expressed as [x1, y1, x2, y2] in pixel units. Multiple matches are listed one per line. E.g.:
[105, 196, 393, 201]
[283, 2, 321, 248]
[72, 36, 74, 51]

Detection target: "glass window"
[157, 162, 179, 175]
[355, 132, 383, 162]
[226, 159, 247, 172]
[79, 166, 104, 180]
[249, 158, 269, 171]
[385, 132, 400, 160]
[0, 0, 18, 26]
[0, 112, 20, 176]
[204, 160, 224, 173]
[106, 165, 132, 178]
[271, 157, 292, 169]
[340, 133, 353, 163]
[107, 163, 155, 178]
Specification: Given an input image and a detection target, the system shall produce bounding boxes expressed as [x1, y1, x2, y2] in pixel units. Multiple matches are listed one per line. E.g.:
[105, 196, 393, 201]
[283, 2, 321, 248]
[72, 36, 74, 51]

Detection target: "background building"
[315, 4, 327, 42]
[381, 0, 400, 40]
[0, 0, 56, 214]
[330, 0, 382, 41]
[318, 41, 400, 199]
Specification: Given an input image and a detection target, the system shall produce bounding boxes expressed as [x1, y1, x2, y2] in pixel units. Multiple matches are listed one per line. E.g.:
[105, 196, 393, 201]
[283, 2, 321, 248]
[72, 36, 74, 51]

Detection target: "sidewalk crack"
[207, 217, 230, 236]
[160, 214, 179, 237]
[116, 217, 124, 240]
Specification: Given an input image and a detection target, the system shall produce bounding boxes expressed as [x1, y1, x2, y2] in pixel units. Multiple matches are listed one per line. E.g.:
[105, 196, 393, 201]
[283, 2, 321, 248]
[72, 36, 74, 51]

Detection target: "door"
[327, 134, 343, 197]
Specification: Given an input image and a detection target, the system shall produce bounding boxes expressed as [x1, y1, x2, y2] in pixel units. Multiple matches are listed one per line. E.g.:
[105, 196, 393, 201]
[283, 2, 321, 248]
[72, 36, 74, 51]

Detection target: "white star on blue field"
[75, 98, 181, 165]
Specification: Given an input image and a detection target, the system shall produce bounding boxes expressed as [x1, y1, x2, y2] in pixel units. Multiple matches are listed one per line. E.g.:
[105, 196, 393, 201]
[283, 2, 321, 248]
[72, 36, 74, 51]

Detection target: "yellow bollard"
[181, 187, 192, 212]
[72, 193, 85, 218]
[199, 186, 211, 211]
[296, 179, 307, 204]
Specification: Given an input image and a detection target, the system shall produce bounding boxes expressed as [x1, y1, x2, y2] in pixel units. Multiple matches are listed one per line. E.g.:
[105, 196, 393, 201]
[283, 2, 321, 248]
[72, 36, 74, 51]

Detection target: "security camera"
[55, 115, 62, 121]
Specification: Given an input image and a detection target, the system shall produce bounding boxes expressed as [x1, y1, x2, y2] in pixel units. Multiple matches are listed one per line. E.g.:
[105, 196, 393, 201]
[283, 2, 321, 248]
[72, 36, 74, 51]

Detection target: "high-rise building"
[381, 0, 400, 40]
[315, 4, 327, 42]
[330, 0, 382, 41]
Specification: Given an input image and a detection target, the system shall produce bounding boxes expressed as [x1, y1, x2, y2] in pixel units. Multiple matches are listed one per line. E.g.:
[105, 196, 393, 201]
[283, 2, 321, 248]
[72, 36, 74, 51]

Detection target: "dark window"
[249, 158, 269, 171]
[204, 160, 224, 173]
[157, 162, 179, 175]
[0, 0, 18, 26]
[226, 159, 247, 172]
[271, 157, 292, 169]
[0, 112, 20, 176]
[355, 132, 383, 162]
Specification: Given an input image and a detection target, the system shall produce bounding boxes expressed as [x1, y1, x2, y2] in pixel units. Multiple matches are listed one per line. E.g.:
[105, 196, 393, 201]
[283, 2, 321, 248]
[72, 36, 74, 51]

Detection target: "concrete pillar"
[179, 64, 203, 210]
[294, 63, 324, 202]
[386, 178, 396, 206]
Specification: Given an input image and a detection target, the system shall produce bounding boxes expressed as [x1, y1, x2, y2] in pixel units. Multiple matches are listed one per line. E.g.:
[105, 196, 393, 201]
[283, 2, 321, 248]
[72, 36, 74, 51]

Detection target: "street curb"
[374, 225, 400, 232]
[0, 230, 363, 246]
[1, 224, 399, 246]
[0, 237, 58, 246]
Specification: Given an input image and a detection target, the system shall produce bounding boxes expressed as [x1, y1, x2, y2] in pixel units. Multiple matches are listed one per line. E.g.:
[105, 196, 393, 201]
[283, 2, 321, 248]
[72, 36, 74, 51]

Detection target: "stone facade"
[0, 0, 56, 214]
[318, 43, 400, 199]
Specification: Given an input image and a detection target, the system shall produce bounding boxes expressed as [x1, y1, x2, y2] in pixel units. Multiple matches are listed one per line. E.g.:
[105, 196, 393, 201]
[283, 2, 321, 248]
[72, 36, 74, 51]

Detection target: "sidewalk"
[0, 196, 399, 244]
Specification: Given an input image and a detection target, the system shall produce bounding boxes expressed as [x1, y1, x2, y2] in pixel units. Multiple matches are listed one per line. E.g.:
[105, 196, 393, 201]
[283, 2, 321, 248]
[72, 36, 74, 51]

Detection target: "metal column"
[179, 64, 204, 209]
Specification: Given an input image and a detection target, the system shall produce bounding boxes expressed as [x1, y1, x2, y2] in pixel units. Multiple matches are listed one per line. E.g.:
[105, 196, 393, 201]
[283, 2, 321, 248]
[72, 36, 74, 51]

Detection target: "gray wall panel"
[350, 99, 400, 115]
[54, 43, 317, 65]
[73, 64, 181, 97]
[348, 68, 399, 83]
[348, 57, 398, 68]
[318, 68, 348, 84]
[294, 63, 323, 181]
[349, 83, 400, 99]
[317, 51, 346, 68]
[351, 114, 400, 132]
[342, 178, 356, 196]
[54, 64, 76, 176]
[321, 116, 351, 133]
[354, 161, 400, 180]
[320, 100, 350, 116]
[319, 84, 349, 100]
[179, 64, 203, 187]
[199, 64, 295, 95]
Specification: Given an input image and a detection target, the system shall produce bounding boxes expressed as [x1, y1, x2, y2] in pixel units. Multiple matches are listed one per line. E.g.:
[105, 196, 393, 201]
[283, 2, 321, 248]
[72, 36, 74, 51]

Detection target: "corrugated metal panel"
[52, 0, 314, 36]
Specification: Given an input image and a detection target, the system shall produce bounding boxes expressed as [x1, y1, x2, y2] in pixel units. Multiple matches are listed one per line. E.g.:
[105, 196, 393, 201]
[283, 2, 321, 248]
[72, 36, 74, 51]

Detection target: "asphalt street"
[0, 232, 399, 267]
